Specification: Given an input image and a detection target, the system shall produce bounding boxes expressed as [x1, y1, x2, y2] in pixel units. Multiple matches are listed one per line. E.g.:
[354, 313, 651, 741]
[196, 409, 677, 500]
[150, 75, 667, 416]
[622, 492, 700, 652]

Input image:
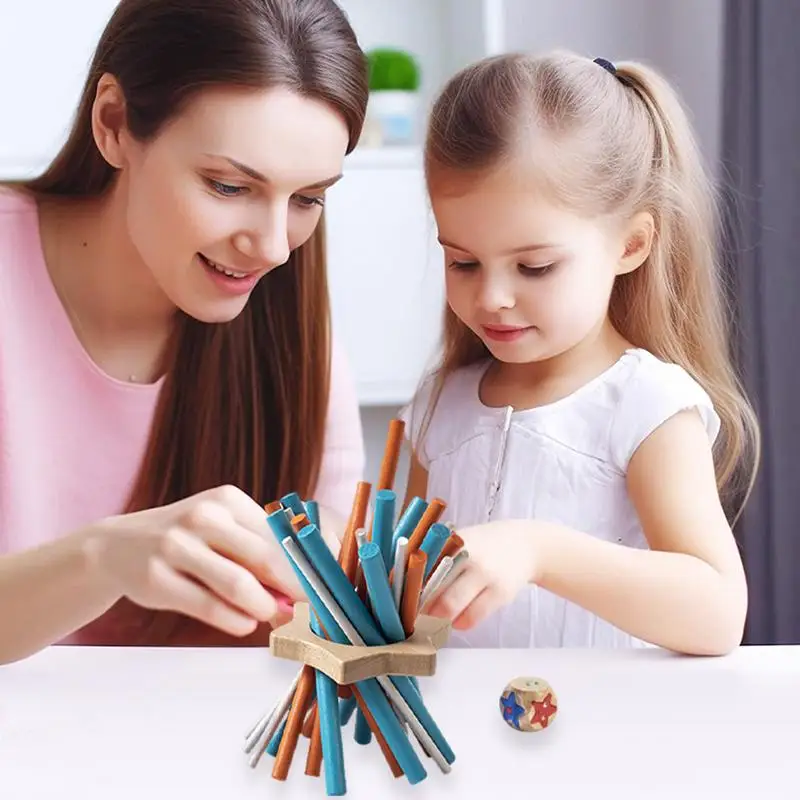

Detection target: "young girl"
[401, 52, 758, 655]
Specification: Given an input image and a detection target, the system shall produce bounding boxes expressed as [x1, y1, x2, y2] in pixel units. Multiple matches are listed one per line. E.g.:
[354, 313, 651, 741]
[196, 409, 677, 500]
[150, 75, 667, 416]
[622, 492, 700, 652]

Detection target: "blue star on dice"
[499, 690, 526, 729]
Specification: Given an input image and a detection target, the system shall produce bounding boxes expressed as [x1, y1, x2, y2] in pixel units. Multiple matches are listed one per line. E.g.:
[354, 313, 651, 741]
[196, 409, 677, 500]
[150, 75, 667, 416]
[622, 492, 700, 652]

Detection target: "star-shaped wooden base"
[269, 602, 452, 685]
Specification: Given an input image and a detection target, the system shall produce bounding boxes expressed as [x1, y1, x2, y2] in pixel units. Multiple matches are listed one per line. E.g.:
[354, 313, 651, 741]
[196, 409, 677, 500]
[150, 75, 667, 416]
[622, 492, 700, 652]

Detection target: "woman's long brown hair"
[9, 0, 367, 643]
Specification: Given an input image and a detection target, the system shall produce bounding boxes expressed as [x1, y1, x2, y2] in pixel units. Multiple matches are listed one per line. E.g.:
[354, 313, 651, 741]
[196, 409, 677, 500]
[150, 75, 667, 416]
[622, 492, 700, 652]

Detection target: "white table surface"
[0, 644, 798, 799]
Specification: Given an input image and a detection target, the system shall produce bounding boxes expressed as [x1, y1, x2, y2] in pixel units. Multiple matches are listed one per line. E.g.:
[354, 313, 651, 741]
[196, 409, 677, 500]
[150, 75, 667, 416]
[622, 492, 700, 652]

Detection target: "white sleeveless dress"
[400, 348, 720, 649]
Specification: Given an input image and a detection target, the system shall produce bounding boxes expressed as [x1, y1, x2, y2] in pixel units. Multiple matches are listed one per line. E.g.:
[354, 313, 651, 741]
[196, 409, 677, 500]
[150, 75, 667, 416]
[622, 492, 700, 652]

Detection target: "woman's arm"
[0, 527, 122, 664]
[0, 485, 304, 660]
[532, 408, 747, 655]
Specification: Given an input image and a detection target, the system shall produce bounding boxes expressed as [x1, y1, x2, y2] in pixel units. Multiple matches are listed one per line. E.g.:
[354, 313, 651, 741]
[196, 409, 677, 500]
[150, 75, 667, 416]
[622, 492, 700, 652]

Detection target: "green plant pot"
[367, 90, 419, 145]
[367, 48, 420, 92]
[364, 48, 421, 146]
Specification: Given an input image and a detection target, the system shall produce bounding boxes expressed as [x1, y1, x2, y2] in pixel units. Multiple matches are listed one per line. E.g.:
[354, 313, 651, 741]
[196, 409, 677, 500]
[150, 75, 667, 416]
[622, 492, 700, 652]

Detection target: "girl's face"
[107, 84, 349, 323]
[429, 164, 636, 365]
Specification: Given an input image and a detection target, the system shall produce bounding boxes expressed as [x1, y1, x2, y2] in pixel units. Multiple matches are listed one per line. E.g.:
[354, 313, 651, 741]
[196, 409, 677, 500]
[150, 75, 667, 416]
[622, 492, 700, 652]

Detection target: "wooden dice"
[499, 676, 558, 732]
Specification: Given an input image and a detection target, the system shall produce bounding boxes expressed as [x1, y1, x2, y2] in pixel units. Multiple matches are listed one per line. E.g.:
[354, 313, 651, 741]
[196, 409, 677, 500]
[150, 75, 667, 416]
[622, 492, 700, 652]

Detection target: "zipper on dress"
[485, 405, 513, 521]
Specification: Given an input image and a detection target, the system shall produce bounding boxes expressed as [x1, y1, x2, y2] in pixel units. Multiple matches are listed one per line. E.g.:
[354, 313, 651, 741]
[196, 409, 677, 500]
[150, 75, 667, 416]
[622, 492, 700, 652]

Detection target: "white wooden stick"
[418, 555, 454, 611]
[391, 536, 408, 610]
[246, 669, 301, 768]
[419, 550, 469, 612]
[243, 669, 300, 754]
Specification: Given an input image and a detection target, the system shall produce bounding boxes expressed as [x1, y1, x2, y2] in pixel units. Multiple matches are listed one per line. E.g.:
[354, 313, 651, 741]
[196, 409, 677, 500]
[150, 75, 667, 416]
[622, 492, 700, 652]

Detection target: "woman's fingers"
[146, 558, 260, 637]
[200, 484, 275, 533]
[217, 522, 303, 600]
[160, 528, 279, 622]
[180, 489, 304, 599]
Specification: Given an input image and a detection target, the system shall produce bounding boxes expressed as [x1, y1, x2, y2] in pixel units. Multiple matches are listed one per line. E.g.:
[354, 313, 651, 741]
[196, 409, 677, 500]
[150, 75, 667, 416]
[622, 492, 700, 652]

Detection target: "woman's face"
[111, 84, 349, 323]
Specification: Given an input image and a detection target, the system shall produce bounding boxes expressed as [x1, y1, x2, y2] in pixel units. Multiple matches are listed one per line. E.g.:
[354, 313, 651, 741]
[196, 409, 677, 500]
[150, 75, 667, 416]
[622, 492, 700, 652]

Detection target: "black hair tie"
[593, 57, 617, 75]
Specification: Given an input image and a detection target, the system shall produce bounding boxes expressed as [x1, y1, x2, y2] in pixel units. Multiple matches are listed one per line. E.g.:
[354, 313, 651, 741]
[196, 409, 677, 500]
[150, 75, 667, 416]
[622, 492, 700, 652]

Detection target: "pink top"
[0, 188, 365, 643]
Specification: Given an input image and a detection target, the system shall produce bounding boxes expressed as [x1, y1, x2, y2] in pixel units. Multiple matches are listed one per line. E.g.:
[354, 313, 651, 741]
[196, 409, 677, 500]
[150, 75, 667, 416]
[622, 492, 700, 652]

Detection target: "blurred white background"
[0, 0, 724, 497]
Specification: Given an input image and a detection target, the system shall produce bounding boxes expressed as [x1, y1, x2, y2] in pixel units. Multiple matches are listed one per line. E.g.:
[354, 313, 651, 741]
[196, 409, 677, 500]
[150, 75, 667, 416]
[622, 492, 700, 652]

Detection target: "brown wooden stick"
[342, 484, 371, 603]
[352, 686, 404, 778]
[405, 498, 446, 556]
[290, 513, 309, 533]
[377, 418, 405, 491]
[400, 551, 427, 636]
[355, 567, 368, 602]
[304, 706, 324, 776]
[302, 703, 318, 738]
[341, 482, 371, 583]
[272, 664, 315, 780]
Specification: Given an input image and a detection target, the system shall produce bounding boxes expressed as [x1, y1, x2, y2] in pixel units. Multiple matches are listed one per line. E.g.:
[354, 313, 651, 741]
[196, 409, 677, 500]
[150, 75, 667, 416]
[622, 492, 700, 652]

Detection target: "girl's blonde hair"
[418, 51, 759, 521]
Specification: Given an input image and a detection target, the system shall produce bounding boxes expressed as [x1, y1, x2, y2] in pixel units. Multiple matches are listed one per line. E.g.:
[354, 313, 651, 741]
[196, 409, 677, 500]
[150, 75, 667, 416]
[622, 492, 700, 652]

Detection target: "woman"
[0, 0, 369, 663]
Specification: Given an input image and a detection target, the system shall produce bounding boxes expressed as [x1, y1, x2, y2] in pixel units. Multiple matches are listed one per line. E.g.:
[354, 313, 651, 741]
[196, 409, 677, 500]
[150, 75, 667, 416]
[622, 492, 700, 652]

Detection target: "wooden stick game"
[243, 419, 469, 795]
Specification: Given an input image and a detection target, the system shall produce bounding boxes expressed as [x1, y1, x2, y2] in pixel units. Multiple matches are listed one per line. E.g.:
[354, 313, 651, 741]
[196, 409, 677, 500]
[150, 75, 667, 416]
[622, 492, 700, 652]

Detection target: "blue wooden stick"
[339, 695, 357, 725]
[296, 524, 385, 646]
[266, 510, 345, 641]
[309, 609, 346, 795]
[391, 497, 427, 554]
[281, 538, 427, 784]
[353, 707, 372, 745]
[295, 523, 382, 748]
[419, 523, 451, 581]
[371, 490, 396, 575]
[359, 541, 405, 643]
[281, 492, 307, 517]
[294, 524, 455, 766]
[305, 499, 321, 530]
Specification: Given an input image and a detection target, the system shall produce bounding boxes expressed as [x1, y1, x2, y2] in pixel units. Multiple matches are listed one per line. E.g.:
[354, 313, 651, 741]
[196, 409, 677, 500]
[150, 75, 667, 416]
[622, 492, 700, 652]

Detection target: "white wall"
[649, 0, 725, 169]
[357, 0, 726, 491]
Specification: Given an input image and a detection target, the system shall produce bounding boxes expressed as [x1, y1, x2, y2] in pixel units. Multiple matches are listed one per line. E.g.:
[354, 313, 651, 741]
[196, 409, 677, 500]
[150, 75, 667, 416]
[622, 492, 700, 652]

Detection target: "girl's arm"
[433, 408, 747, 656]
[512, 411, 747, 655]
[531, 408, 748, 655]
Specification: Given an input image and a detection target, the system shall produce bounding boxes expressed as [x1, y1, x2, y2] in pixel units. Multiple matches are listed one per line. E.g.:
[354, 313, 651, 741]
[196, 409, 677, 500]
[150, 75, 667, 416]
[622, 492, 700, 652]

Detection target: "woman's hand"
[426, 519, 541, 630]
[86, 484, 304, 637]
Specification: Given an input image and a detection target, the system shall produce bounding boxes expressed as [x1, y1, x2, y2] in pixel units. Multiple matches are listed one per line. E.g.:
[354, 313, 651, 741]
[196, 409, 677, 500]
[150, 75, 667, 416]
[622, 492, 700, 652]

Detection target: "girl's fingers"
[428, 565, 486, 622]
[162, 528, 279, 622]
[147, 559, 260, 637]
[452, 586, 503, 630]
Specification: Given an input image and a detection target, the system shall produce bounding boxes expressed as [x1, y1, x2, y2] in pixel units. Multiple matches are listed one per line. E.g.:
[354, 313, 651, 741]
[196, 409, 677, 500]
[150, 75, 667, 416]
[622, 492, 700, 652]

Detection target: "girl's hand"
[426, 520, 540, 630]
[86, 485, 304, 637]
